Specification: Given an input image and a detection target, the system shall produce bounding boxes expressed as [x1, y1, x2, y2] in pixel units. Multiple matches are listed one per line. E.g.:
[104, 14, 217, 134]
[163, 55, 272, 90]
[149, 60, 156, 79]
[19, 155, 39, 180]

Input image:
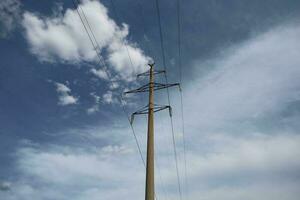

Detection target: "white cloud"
[107, 39, 150, 81]
[86, 93, 100, 114]
[153, 23, 300, 200]
[186, 133, 300, 181]
[0, 181, 11, 191]
[109, 81, 119, 90]
[181, 23, 300, 132]
[6, 132, 300, 200]
[102, 90, 117, 104]
[6, 23, 300, 200]
[55, 82, 78, 106]
[7, 142, 144, 200]
[90, 68, 109, 80]
[161, 23, 300, 200]
[22, 0, 150, 80]
[87, 105, 99, 114]
[0, 0, 21, 38]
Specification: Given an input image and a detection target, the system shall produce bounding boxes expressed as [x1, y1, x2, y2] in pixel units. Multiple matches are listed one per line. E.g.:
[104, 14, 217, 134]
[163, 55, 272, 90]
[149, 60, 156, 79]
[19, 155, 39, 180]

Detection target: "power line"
[136, 0, 154, 56]
[120, 95, 146, 166]
[72, 0, 107, 70]
[154, 1, 183, 200]
[121, 93, 170, 200]
[72, 0, 145, 168]
[109, 0, 135, 70]
[176, 0, 188, 199]
[108, 3, 170, 200]
[72, 2, 166, 200]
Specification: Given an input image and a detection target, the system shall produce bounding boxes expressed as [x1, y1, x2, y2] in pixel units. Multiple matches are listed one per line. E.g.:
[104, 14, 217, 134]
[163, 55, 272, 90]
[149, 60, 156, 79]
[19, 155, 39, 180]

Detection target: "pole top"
[148, 63, 155, 68]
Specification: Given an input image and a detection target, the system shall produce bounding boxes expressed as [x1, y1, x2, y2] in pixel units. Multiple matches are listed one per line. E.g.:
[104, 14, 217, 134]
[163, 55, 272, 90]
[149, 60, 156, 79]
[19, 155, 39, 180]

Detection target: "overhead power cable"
[109, 0, 135, 70]
[120, 95, 146, 166]
[176, 0, 188, 199]
[121, 95, 167, 200]
[154, 1, 183, 200]
[71, 1, 165, 200]
[111, 1, 170, 198]
[136, 0, 154, 56]
[71, 0, 146, 170]
[72, 0, 107, 71]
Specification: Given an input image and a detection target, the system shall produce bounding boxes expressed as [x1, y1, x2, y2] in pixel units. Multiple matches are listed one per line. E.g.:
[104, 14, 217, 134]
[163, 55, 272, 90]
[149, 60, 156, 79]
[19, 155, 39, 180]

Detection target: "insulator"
[169, 106, 173, 117]
[130, 114, 135, 125]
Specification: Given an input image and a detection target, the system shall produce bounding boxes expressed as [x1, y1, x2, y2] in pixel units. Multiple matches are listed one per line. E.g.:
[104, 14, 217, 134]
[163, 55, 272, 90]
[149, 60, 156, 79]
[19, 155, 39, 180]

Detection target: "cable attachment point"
[130, 114, 135, 125]
[168, 106, 173, 117]
[137, 70, 166, 78]
[129, 104, 172, 124]
[124, 82, 180, 94]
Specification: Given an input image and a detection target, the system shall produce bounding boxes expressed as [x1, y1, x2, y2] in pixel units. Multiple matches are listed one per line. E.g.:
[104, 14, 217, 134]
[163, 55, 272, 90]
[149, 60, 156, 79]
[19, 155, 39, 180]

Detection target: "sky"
[0, 0, 300, 200]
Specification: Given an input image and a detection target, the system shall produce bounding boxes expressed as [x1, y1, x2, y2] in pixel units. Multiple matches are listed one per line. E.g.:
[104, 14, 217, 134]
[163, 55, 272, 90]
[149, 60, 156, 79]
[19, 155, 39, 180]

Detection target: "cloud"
[107, 39, 151, 81]
[182, 23, 300, 133]
[159, 22, 300, 200]
[0, 0, 21, 38]
[6, 22, 300, 200]
[22, 0, 150, 81]
[6, 142, 144, 200]
[0, 181, 11, 191]
[90, 68, 109, 80]
[102, 90, 118, 104]
[55, 82, 78, 106]
[186, 133, 300, 182]
[152, 22, 300, 199]
[86, 93, 100, 114]
[5, 132, 300, 200]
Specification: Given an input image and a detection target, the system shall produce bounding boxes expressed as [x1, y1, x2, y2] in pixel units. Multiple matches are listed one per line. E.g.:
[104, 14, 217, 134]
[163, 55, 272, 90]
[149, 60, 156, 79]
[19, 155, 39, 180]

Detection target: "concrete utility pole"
[145, 64, 155, 200]
[124, 63, 179, 200]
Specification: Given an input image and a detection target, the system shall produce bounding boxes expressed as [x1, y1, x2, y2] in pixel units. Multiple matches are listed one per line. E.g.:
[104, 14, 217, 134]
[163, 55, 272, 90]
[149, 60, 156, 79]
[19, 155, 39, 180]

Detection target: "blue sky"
[1, 0, 300, 200]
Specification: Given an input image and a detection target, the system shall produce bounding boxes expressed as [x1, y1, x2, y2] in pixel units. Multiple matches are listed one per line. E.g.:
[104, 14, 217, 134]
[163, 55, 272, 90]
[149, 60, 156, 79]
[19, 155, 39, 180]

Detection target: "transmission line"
[109, 0, 135, 70]
[176, 0, 188, 199]
[72, 1, 167, 200]
[72, 0, 107, 70]
[108, 3, 170, 199]
[72, 0, 146, 168]
[154, 1, 183, 200]
[136, 0, 154, 56]
[121, 95, 170, 200]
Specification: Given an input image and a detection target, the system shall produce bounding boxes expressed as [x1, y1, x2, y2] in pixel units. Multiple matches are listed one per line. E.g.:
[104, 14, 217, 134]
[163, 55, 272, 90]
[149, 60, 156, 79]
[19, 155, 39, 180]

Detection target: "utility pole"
[146, 63, 155, 200]
[124, 63, 180, 200]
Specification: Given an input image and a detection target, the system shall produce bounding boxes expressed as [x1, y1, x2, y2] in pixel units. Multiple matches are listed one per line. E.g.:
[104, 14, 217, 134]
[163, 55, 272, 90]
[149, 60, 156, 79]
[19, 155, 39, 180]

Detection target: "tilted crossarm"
[124, 82, 180, 94]
[130, 104, 172, 124]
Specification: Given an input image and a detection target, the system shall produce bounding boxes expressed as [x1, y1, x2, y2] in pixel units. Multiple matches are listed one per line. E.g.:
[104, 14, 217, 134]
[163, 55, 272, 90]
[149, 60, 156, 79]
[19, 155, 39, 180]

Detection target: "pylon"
[124, 63, 180, 200]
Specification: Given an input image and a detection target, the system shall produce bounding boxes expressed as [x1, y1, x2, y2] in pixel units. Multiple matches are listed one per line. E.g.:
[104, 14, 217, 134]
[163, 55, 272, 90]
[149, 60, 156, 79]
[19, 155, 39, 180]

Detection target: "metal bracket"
[124, 82, 180, 94]
[137, 70, 166, 78]
[130, 104, 172, 124]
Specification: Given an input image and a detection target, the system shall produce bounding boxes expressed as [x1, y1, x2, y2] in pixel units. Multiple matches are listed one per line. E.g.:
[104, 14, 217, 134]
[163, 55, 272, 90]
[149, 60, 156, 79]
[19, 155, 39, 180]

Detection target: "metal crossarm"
[130, 104, 172, 124]
[124, 82, 180, 94]
[124, 83, 150, 94]
[122, 63, 180, 200]
[137, 70, 166, 78]
[153, 83, 180, 92]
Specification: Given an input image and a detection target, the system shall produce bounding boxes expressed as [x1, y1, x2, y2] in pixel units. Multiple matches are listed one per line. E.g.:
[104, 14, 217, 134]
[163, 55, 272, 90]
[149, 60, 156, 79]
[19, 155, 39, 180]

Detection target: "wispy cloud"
[182, 22, 300, 133]
[0, 181, 11, 191]
[0, 0, 21, 38]
[6, 22, 300, 200]
[86, 93, 100, 114]
[102, 90, 118, 104]
[55, 82, 78, 106]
